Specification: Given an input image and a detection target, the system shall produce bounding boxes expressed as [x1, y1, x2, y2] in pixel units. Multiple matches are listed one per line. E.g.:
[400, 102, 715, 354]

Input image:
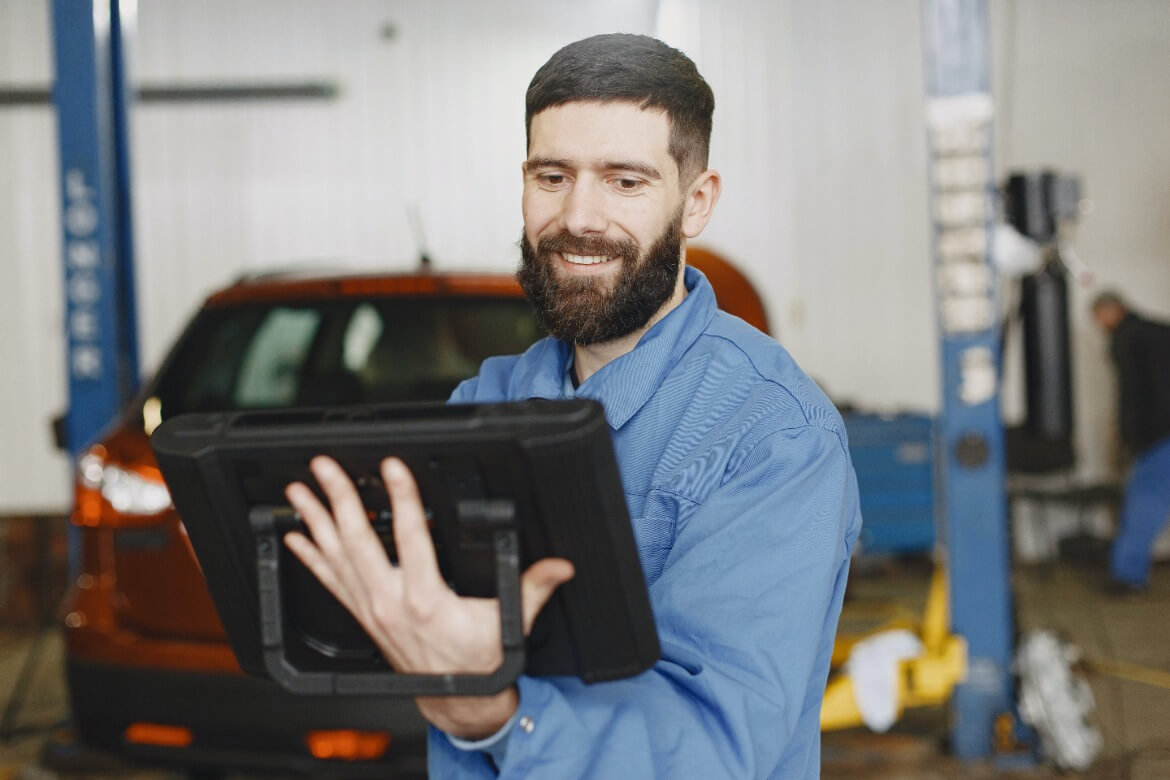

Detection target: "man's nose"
[561, 180, 607, 235]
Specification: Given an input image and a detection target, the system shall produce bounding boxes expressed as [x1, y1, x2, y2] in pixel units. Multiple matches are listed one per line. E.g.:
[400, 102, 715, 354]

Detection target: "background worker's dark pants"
[1111, 435, 1170, 586]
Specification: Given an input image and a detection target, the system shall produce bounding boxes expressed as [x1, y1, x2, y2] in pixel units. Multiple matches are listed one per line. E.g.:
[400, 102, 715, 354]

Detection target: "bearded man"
[284, 33, 861, 779]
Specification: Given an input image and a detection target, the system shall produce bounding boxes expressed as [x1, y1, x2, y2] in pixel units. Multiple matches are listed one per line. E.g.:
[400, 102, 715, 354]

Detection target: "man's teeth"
[563, 253, 611, 265]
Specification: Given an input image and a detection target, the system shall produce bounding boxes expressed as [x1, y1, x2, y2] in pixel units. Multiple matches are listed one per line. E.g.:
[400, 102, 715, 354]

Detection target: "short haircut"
[525, 33, 715, 184]
[1091, 289, 1127, 312]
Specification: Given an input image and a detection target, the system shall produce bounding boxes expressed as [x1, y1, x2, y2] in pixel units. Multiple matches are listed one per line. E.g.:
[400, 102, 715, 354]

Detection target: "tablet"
[150, 399, 659, 696]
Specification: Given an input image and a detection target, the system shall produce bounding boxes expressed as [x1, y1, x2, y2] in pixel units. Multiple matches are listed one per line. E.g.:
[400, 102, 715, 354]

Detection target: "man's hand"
[283, 455, 574, 739]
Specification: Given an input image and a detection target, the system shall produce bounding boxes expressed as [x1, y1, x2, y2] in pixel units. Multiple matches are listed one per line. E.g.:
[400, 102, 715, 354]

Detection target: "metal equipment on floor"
[821, 563, 966, 732]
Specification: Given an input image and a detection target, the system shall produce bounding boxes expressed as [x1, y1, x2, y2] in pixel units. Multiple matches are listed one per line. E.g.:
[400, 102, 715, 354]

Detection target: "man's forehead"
[527, 100, 673, 166]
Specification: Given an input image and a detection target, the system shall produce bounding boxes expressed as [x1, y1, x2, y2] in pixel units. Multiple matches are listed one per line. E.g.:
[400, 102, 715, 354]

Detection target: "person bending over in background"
[282, 33, 861, 778]
[1091, 290, 1170, 594]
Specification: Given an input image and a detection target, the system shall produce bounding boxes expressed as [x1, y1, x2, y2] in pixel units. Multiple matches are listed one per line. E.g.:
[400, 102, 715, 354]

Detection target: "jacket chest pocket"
[628, 490, 682, 585]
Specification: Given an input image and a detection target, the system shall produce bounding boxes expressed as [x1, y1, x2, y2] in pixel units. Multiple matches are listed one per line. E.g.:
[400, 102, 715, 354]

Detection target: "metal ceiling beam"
[2, 82, 339, 107]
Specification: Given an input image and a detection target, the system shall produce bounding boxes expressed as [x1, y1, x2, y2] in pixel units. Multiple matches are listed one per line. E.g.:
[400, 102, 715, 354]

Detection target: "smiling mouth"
[562, 253, 615, 266]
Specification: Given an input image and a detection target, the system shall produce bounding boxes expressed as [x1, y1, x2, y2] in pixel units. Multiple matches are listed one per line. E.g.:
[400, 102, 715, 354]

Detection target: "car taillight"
[305, 729, 392, 761]
[124, 722, 193, 748]
[75, 445, 172, 526]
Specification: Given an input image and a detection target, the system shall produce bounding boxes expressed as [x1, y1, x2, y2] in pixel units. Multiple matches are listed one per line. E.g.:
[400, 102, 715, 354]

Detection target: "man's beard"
[517, 212, 683, 346]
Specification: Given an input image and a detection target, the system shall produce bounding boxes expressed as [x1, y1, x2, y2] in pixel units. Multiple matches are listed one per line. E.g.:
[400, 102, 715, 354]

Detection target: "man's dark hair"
[525, 33, 714, 184]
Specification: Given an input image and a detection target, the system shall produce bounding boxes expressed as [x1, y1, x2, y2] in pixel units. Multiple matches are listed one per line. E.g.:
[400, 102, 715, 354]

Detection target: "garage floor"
[2, 520, 1169, 779]
[822, 552, 1170, 779]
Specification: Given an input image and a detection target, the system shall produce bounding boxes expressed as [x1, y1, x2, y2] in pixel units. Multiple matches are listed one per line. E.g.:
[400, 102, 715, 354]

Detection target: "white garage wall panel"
[0, 1, 69, 514]
[2, 0, 1170, 512]
[129, 0, 660, 366]
[661, 0, 936, 411]
[781, 0, 935, 410]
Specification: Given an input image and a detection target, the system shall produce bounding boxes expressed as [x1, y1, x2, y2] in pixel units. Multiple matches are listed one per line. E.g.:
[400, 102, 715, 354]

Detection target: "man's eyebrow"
[600, 160, 663, 180]
[525, 157, 663, 181]
[525, 156, 572, 170]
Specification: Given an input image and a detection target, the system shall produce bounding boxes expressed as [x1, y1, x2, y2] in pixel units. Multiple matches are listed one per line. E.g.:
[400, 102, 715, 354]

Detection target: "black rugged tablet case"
[150, 399, 659, 696]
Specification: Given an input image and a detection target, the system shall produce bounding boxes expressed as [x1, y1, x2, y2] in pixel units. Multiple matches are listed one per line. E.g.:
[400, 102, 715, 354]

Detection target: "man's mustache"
[536, 232, 638, 261]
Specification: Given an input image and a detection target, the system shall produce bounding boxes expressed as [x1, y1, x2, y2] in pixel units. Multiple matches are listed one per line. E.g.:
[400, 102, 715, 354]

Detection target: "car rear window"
[149, 297, 543, 420]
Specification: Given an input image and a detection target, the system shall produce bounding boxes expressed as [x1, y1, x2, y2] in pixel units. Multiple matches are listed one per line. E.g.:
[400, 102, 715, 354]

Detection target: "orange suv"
[63, 268, 545, 776]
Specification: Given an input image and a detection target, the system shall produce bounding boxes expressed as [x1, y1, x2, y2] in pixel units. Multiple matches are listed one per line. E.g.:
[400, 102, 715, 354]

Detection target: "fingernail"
[383, 457, 406, 481]
[312, 456, 338, 475]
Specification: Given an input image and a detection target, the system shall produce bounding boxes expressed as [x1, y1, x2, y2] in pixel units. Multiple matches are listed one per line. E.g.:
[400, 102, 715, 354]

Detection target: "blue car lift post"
[51, 0, 141, 569]
[921, 0, 1019, 759]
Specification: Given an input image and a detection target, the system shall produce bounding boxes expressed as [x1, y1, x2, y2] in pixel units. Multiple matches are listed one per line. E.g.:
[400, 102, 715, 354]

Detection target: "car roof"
[203, 268, 525, 308]
[197, 251, 773, 334]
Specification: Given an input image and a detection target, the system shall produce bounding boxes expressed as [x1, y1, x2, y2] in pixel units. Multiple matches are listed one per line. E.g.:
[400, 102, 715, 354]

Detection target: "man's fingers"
[283, 531, 355, 609]
[309, 456, 401, 575]
[310, 457, 375, 537]
[520, 558, 575, 635]
[285, 481, 342, 555]
[382, 457, 446, 598]
[287, 467, 395, 612]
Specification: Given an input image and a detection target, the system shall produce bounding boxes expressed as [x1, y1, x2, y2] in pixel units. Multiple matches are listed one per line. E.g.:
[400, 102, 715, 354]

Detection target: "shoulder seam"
[701, 331, 809, 415]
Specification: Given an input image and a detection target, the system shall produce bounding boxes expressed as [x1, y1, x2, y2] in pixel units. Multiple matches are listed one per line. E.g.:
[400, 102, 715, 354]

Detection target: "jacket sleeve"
[427, 424, 861, 779]
[449, 375, 479, 403]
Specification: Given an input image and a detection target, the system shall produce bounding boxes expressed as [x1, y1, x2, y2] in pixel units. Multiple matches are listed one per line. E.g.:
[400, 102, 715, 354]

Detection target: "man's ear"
[681, 169, 722, 239]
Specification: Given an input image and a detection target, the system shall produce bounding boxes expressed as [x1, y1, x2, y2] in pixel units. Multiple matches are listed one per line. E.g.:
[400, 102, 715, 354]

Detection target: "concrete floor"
[2, 535, 1169, 778]
[821, 552, 1170, 779]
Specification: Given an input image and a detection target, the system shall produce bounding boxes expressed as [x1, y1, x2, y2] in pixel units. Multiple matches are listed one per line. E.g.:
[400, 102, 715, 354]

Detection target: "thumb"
[520, 558, 575, 635]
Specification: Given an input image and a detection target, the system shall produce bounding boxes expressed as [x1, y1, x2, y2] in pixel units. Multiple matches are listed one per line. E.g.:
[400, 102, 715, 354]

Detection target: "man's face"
[519, 101, 687, 345]
[1092, 302, 1125, 333]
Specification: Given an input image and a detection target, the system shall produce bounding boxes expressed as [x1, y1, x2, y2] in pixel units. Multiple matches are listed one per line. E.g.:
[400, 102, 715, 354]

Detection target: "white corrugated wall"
[1, 0, 66, 513]
[2, 0, 1169, 511]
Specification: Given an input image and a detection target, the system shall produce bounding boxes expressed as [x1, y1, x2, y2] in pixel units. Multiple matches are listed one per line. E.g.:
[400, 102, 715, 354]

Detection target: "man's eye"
[540, 174, 567, 187]
[615, 178, 643, 191]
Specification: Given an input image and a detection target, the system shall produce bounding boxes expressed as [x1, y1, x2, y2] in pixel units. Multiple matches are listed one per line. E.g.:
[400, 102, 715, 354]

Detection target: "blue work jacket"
[431, 266, 861, 779]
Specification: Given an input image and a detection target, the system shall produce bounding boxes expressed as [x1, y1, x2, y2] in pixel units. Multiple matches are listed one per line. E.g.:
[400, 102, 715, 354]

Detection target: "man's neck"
[572, 274, 688, 384]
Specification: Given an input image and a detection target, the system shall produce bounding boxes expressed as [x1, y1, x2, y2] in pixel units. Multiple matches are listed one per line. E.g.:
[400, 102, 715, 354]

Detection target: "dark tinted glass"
[150, 297, 543, 419]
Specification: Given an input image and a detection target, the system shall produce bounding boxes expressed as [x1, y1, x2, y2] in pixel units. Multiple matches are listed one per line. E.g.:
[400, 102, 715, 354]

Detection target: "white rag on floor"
[843, 629, 924, 732]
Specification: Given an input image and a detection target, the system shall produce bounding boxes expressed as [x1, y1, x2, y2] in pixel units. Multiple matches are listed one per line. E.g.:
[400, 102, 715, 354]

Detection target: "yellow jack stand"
[821, 563, 967, 731]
